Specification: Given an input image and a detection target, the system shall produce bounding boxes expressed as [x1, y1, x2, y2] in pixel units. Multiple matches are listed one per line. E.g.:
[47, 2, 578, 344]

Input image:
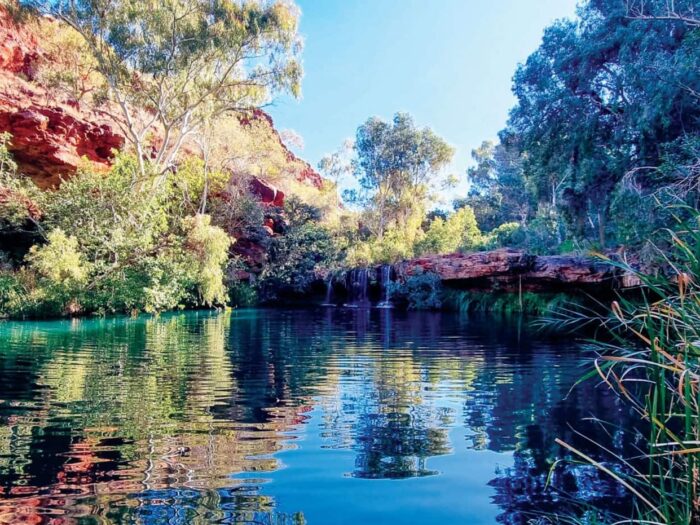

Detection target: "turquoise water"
[0, 309, 631, 524]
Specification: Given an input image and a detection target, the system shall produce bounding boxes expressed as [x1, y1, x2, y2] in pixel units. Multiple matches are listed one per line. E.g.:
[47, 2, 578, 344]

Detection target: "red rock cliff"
[398, 249, 627, 291]
[0, 6, 124, 188]
[0, 6, 323, 192]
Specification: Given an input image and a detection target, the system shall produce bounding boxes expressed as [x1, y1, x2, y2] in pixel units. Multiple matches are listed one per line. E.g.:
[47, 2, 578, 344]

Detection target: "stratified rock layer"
[398, 249, 623, 291]
[0, 6, 124, 187]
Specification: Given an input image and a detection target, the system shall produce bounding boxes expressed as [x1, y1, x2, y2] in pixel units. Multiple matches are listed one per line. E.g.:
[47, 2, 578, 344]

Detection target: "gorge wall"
[397, 248, 636, 292]
[0, 5, 321, 192]
[0, 5, 326, 274]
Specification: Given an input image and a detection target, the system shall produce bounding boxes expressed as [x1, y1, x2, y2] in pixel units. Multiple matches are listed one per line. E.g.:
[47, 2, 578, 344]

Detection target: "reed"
[549, 210, 700, 524]
[443, 289, 576, 316]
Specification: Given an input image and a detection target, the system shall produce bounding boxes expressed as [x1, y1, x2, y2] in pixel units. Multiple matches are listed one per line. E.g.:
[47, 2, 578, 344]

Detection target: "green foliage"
[0, 133, 42, 230]
[346, 113, 454, 240]
[457, 136, 532, 231]
[0, 132, 17, 177]
[210, 183, 266, 242]
[506, 0, 700, 247]
[40, 154, 170, 263]
[26, 229, 88, 285]
[483, 222, 523, 248]
[0, 229, 92, 318]
[228, 281, 258, 308]
[180, 214, 231, 306]
[28, 0, 303, 173]
[546, 205, 700, 524]
[0, 153, 232, 318]
[389, 267, 442, 310]
[416, 206, 482, 255]
[258, 197, 340, 299]
[347, 219, 422, 266]
[0, 271, 26, 316]
[443, 289, 573, 315]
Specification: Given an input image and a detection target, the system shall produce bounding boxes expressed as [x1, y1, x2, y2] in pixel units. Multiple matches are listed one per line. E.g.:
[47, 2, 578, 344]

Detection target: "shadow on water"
[0, 309, 637, 524]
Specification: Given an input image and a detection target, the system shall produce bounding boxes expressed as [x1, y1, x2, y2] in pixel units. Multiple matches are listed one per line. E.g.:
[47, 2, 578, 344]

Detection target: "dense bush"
[416, 206, 482, 255]
[228, 281, 259, 308]
[0, 133, 41, 230]
[443, 289, 574, 315]
[0, 154, 233, 318]
[389, 267, 442, 310]
[257, 197, 341, 300]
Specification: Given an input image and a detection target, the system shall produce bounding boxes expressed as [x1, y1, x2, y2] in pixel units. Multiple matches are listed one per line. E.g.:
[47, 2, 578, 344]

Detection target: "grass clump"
[549, 207, 700, 524]
[443, 289, 576, 316]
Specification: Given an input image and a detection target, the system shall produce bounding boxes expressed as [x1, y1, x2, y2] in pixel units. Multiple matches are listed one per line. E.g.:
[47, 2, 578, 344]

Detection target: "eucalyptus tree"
[26, 0, 303, 177]
[456, 135, 531, 232]
[318, 140, 353, 206]
[347, 112, 454, 239]
[508, 0, 700, 245]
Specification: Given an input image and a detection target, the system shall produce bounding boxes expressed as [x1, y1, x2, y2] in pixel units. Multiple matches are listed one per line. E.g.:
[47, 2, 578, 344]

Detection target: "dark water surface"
[0, 309, 633, 524]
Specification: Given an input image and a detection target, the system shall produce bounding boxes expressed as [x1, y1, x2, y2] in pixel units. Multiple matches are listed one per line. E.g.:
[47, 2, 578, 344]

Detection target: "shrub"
[26, 229, 88, 285]
[228, 281, 258, 308]
[258, 197, 340, 300]
[443, 289, 573, 315]
[481, 222, 525, 249]
[0, 154, 235, 317]
[180, 214, 231, 306]
[389, 267, 442, 310]
[0, 133, 42, 231]
[416, 205, 482, 255]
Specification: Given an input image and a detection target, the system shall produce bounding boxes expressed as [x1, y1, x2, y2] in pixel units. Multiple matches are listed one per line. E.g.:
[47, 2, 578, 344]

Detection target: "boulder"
[249, 176, 285, 207]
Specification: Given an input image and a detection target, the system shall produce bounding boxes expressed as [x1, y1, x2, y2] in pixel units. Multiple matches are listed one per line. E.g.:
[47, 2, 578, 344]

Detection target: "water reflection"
[0, 309, 635, 524]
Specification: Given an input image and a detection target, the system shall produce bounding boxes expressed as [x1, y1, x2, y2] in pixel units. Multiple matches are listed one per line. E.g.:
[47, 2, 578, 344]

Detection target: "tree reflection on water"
[0, 309, 636, 524]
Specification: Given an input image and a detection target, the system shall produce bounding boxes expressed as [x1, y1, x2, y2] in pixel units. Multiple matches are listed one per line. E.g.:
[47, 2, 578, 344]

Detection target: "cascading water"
[344, 268, 370, 308]
[376, 264, 394, 309]
[322, 273, 334, 306]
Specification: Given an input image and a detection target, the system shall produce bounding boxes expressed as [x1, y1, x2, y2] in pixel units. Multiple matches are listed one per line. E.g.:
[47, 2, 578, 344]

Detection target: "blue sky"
[268, 0, 579, 197]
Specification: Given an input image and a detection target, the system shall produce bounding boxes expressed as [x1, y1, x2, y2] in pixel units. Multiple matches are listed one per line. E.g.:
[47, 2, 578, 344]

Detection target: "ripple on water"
[0, 309, 636, 524]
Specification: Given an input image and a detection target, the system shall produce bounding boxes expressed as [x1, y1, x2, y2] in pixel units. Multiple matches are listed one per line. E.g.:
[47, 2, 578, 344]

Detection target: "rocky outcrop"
[239, 109, 323, 189]
[0, 7, 324, 191]
[0, 104, 124, 187]
[249, 176, 285, 207]
[0, 6, 124, 187]
[0, 6, 39, 77]
[398, 249, 625, 291]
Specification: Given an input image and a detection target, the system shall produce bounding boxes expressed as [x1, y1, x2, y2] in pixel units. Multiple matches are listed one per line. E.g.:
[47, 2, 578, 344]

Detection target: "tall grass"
[549, 211, 700, 524]
[443, 289, 577, 315]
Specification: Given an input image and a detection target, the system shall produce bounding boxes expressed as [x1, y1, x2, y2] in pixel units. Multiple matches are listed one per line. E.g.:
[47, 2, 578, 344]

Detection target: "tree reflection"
[351, 354, 452, 478]
[0, 309, 638, 524]
[0, 312, 310, 524]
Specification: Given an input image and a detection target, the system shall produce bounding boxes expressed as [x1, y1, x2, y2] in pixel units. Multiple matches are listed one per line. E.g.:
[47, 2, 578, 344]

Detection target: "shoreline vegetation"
[0, 0, 698, 523]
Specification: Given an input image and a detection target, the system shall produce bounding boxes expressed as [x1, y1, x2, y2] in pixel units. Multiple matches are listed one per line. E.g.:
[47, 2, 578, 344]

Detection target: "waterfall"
[376, 264, 393, 309]
[358, 268, 368, 306]
[322, 273, 334, 306]
[344, 268, 370, 308]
